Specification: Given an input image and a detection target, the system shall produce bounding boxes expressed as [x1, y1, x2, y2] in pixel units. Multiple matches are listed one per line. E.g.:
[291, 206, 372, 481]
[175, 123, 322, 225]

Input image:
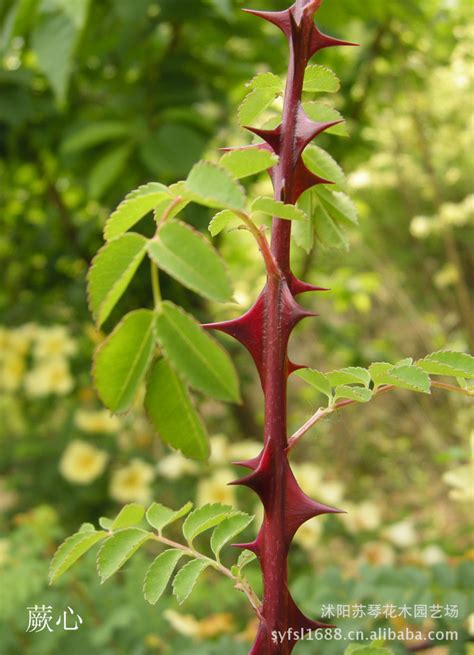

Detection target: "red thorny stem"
[206, 2, 357, 652]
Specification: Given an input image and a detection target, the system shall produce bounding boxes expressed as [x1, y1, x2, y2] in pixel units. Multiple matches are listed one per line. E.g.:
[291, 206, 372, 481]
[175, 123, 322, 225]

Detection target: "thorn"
[242, 8, 292, 37]
[288, 274, 330, 296]
[232, 453, 262, 471]
[244, 124, 282, 154]
[295, 106, 345, 157]
[288, 360, 306, 375]
[232, 539, 261, 556]
[293, 158, 333, 201]
[310, 25, 359, 55]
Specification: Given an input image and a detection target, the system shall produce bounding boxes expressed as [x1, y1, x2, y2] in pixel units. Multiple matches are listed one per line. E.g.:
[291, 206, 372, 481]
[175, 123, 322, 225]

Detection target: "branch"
[287, 380, 472, 451]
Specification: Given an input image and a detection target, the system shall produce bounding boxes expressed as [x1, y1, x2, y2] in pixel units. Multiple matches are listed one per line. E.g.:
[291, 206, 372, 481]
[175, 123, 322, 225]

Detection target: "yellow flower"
[197, 469, 235, 507]
[443, 464, 474, 502]
[209, 434, 229, 466]
[0, 324, 38, 359]
[109, 458, 154, 504]
[74, 409, 120, 434]
[59, 440, 108, 484]
[157, 453, 199, 480]
[228, 440, 262, 462]
[24, 358, 74, 396]
[0, 353, 26, 391]
[292, 463, 323, 497]
[33, 325, 77, 360]
[361, 541, 395, 566]
[383, 520, 418, 548]
[343, 501, 382, 533]
[294, 519, 322, 551]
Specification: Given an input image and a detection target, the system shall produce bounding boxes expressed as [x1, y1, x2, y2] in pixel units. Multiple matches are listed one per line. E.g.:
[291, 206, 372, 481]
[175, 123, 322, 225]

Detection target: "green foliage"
[110, 504, 145, 530]
[303, 65, 340, 93]
[144, 549, 184, 605]
[210, 513, 254, 561]
[104, 183, 170, 240]
[172, 559, 210, 605]
[97, 528, 152, 582]
[418, 351, 474, 379]
[185, 161, 246, 210]
[182, 504, 235, 546]
[251, 197, 307, 221]
[220, 149, 279, 180]
[49, 526, 107, 584]
[145, 501, 193, 534]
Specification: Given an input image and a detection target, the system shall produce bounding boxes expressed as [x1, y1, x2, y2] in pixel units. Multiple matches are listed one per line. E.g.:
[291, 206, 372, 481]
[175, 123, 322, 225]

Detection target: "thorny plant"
[50, 1, 473, 654]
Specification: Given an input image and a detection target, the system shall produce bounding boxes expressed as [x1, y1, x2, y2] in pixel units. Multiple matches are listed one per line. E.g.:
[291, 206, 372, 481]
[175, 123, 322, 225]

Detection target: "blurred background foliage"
[0, 0, 473, 653]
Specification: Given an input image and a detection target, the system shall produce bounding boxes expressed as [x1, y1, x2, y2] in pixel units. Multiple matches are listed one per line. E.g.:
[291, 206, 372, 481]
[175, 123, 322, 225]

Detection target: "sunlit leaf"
[144, 549, 184, 605]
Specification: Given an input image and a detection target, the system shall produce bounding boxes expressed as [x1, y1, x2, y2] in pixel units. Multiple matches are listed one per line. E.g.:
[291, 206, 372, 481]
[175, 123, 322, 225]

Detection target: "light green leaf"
[208, 210, 240, 237]
[237, 549, 257, 570]
[251, 197, 307, 221]
[293, 190, 315, 253]
[246, 72, 283, 91]
[146, 501, 193, 533]
[210, 512, 254, 560]
[88, 233, 147, 327]
[148, 220, 233, 303]
[303, 102, 347, 136]
[417, 351, 474, 378]
[220, 149, 278, 179]
[334, 385, 373, 403]
[369, 362, 431, 394]
[62, 121, 130, 154]
[49, 529, 107, 584]
[327, 367, 371, 388]
[182, 503, 234, 546]
[97, 528, 152, 582]
[172, 559, 210, 605]
[99, 517, 113, 530]
[111, 504, 145, 530]
[314, 198, 349, 250]
[153, 182, 190, 224]
[295, 368, 332, 399]
[316, 187, 358, 226]
[238, 88, 279, 125]
[303, 145, 346, 190]
[303, 65, 340, 93]
[185, 161, 246, 210]
[155, 302, 240, 403]
[94, 309, 156, 413]
[88, 143, 133, 200]
[143, 549, 184, 605]
[104, 182, 171, 241]
[145, 359, 209, 460]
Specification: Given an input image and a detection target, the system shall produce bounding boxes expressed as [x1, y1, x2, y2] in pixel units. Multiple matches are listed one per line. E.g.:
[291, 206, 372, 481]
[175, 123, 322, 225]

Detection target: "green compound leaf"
[303, 102, 348, 136]
[417, 351, 474, 378]
[295, 368, 332, 399]
[148, 220, 233, 303]
[327, 367, 371, 388]
[238, 88, 279, 125]
[97, 528, 152, 583]
[49, 529, 107, 584]
[210, 512, 254, 560]
[155, 301, 240, 403]
[94, 309, 156, 413]
[314, 195, 349, 250]
[185, 161, 246, 210]
[369, 363, 431, 394]
[182, 503, 235, 546]
[303, 145, 346, 190]
[220, 149, 278, 180]
[208, 210, 240, 237]
[246, 72, 283, 91]
[251, 197, 307, 221]
[88, 233, 148, 327]
[303, 65, 340, 93]
[316, 187, 359, 226]
[146, 501, 193, 533]
[143, 549, 184, 605]
[104, 183, 170, 240]
[172, 559, 210, 605]
[145, 359, 209, 460]
[111, 504, 145, 530]
[334, 385, 373, 403]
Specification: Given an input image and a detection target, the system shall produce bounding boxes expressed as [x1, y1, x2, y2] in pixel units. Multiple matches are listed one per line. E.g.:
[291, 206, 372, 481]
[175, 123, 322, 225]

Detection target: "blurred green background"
[0, 0, 473, 653]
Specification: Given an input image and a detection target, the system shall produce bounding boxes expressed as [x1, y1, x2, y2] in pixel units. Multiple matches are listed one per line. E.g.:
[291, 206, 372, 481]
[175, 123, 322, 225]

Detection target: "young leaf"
[94, 309, 156, 413]
[316, 187, 358, 226]
[303, 65, 340, 93]
[104, 183, 170, 240]
[295, 368, 332, 399]
[155, 301, 240, 403]
[145, 359, 210, 460]
[185, 161, 246, 210]
[369, 363, 431, 394]
[417, 351, 474, 378]
[238, 88, 279, 125]
[49, 530, 107, 584]
[246, 72, 283, 91]
[314, 196, 349, 250]
[182, 503, 234, 546]
[143, 549, 184, 605]
[303, 145, 346, 190]
[146, 501, 193, 533]
[111, 504, 145, 530]
[97, 528, 152, 583]
[211, 512, 254, 560]
[334, 385, 373, 403]
[153, 182, 190, 224]
[208, 210, 240, 237]
[303, 102, 348, 136]
[251, 197, 307, 221]
[99, 517, 113, 530]
[172, 559, 210, 605]
[237, 549, 257, 570]
[327, 367, 371, 388]
[220, 149, 278, 180]
[88, 233, 148, 326]
[148, 221, 233, 303]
